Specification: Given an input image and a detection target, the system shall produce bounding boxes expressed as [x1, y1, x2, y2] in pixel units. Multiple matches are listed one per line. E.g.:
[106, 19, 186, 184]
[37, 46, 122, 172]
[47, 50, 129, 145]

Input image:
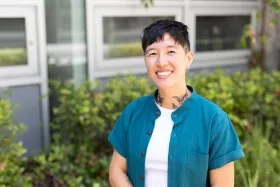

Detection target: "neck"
[156, 84, 190, 110]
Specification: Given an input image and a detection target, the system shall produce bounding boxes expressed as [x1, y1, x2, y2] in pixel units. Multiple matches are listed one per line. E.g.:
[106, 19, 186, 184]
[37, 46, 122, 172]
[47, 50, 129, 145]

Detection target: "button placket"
[147, 130, 152, 135]
[156, 110, 161, 116]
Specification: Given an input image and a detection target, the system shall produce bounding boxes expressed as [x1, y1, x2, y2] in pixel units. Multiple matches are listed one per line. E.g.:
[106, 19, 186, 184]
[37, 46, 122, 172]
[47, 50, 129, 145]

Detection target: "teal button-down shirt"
[108, 86, 244, 187]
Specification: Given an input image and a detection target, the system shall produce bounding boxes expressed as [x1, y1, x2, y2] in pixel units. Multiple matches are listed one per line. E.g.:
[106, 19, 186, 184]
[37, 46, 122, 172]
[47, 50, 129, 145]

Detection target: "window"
[46, 0, 87, 83]
[186, 0, 257, 68]
[88, 4, 182, 77]
[103, 16, 174, 59]
[0, 7, 38, 78]
[0, 18, 27, 67]
[196, 16, 251, 52]
[87, 0, 258, 77]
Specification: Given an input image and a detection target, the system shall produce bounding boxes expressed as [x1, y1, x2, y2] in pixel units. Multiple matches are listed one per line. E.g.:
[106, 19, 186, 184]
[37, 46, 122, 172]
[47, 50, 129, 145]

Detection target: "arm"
[109, 150, 133, 187]
[209, 161, 234, 187]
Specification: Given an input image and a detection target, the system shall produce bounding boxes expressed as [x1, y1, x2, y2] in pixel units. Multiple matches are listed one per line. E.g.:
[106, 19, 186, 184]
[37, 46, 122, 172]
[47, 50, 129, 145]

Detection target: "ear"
[185, 51, 194, 69]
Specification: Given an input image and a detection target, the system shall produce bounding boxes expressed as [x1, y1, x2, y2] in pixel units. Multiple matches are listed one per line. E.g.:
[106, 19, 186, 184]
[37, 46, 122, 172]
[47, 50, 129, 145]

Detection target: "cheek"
[144, 58, 155, 72]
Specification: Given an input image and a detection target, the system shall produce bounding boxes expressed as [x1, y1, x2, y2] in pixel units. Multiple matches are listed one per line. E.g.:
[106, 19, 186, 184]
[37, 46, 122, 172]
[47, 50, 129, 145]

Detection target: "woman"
[108, 20, 244, 187]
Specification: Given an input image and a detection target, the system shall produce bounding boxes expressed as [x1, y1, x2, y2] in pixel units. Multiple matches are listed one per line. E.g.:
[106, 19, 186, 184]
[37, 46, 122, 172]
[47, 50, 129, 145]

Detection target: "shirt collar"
[148, 85, 198, 120]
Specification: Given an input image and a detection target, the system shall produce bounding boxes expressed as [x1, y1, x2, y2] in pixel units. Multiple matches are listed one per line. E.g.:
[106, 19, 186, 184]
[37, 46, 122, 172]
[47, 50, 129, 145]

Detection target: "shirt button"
[147, 130, 152, 135]
[140, 175, 145, 180]
[156, 111, 160, 116]
[141, 152, 145, 157]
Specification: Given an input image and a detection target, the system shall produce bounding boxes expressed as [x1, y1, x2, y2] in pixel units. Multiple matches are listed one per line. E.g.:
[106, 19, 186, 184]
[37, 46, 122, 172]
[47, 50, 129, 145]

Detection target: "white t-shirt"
[145, 103, 175, 187]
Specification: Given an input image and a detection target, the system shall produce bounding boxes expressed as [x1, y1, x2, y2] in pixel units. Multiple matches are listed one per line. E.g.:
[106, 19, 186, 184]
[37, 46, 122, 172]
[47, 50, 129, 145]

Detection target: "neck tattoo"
[156, 89, 189, 109]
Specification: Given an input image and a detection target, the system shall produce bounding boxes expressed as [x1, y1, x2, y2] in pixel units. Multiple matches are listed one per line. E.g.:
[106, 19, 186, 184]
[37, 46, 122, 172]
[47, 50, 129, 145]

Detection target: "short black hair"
[141, 20, 190, 52]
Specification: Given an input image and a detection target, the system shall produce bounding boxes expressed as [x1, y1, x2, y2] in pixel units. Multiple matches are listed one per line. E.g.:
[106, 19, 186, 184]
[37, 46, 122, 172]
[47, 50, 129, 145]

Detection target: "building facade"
[1, 0, 277, 156]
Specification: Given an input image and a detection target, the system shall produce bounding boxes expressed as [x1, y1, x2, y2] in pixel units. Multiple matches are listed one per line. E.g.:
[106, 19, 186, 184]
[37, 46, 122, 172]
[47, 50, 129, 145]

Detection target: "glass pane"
[45, 0, 87, 83]
[103, 16, 175, 59]
[196, 16, 250, 52]
[0, 18, 27, 67]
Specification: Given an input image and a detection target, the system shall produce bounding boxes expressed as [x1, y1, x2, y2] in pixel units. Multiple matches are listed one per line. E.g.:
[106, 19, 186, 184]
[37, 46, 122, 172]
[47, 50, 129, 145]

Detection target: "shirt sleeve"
[208, 112, 245, 170]
[108, 102, 135, 158]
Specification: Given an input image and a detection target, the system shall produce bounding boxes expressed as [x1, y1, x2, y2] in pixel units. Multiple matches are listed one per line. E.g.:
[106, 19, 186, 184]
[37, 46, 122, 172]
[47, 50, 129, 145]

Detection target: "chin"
[154, 82, 175, 90]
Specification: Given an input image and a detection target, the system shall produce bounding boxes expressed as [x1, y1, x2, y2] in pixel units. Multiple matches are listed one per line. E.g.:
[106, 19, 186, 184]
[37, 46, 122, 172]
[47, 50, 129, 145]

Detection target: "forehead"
[146, 33, 182, 51]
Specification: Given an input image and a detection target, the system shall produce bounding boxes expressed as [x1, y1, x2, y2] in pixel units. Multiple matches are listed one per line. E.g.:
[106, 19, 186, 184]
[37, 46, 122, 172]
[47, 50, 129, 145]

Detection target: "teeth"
[157, 71, 172, 76]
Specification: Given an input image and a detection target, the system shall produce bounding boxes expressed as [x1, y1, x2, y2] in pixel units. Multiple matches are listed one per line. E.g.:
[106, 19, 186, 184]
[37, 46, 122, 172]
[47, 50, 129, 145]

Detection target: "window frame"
[0, 6, 39, 78]
[86, 0, 259, 78]
[87, 1, 183, 78]
[187, 1, 258, 68]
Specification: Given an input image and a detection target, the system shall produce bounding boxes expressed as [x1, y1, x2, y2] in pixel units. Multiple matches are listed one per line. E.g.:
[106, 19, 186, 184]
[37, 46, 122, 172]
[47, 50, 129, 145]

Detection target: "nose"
[156, 53, 168, 67]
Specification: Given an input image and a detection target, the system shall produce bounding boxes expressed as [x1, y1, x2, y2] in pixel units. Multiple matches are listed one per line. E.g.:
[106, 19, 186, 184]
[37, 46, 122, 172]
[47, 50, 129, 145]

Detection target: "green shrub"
[190, 68, 280, 141]
[0, 98, 31, 187]
[27, 75, 153, 186]
[0, 48, 27, 66]
[106, 42, 143, 58]
[235, 126, 280, 186]
[26, 143, 110, 187]
[27, 68, 280, 186]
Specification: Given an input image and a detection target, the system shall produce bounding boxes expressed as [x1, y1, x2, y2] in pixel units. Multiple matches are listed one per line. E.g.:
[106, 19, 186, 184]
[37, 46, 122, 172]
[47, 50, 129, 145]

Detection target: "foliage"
[24, 69, 280, 186]
[25, 143, 110, 187]
[189, 68, 280, 141]
[236, 125, 280, 187]
[0, 48, 27, 66]
[106, 43, 143, 58]
[240, 0, 280, 70]
[0, 98, 31, 187]
[26, 75, 153, 186]
[141, 0, 154, 8]
[269, 0, 280, 13]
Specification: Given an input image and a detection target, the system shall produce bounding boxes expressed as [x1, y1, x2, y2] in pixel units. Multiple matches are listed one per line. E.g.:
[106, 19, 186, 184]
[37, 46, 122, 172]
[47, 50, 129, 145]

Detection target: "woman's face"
[144, 33, 193, 90]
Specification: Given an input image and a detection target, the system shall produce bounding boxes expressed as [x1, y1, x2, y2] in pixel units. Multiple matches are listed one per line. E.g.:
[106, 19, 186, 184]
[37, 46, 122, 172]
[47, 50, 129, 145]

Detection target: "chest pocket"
[184, 152, 209, 187]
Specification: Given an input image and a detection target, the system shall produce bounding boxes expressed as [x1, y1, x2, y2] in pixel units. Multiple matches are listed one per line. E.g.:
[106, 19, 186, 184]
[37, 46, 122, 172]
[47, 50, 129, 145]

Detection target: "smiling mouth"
[156, 71, 173, 78]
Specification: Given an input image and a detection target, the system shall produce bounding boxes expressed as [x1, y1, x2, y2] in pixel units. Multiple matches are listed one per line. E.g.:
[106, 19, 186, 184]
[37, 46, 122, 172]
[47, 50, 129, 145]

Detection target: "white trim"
[195, 50, 251, 61]
[0, 76, 42, 88]
[192, 58, 248, 69]
[37, 0, 50, 150]
[94, 67, 147, 78]
[92, 57, 249, 78]
[91, 5, 182, 74]
[0, 6, 39, 78]
[189, 1, 259, 9]
[190, 7, 256, 16]
[0, 0, 38, 6]
[89, 0, 183, 6]
[183, 0, 195, 51]
[86, 0, 95, 81]
[97, 57, 144, 69]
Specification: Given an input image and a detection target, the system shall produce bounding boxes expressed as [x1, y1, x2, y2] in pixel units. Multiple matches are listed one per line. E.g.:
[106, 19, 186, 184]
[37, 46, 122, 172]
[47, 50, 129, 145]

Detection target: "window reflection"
[103, 16, 175, 59]
[45, 0, 87, 83]
[0, 18, 27, 67]
[196, 16, 250, 52]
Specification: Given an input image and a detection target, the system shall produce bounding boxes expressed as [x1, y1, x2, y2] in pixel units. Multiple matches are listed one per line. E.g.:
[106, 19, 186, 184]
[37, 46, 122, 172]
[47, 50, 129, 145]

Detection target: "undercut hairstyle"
[141, 20, 190, 52]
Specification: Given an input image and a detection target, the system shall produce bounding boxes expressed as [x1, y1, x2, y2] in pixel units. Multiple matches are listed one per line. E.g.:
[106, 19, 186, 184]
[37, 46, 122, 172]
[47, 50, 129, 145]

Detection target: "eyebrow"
[145, 45, 179, 53]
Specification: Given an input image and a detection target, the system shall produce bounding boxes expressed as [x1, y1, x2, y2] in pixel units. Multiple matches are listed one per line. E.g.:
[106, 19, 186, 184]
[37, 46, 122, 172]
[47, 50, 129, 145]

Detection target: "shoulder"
[194, 93, 226, 118]
[188, 87, 228, 128]
[122, 94, 154, 115]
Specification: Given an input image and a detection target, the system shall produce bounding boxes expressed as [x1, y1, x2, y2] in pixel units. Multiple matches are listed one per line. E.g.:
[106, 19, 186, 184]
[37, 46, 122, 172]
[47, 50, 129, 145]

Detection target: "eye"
[168, 51, 176, 54]
[148, 52, 157, 57]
